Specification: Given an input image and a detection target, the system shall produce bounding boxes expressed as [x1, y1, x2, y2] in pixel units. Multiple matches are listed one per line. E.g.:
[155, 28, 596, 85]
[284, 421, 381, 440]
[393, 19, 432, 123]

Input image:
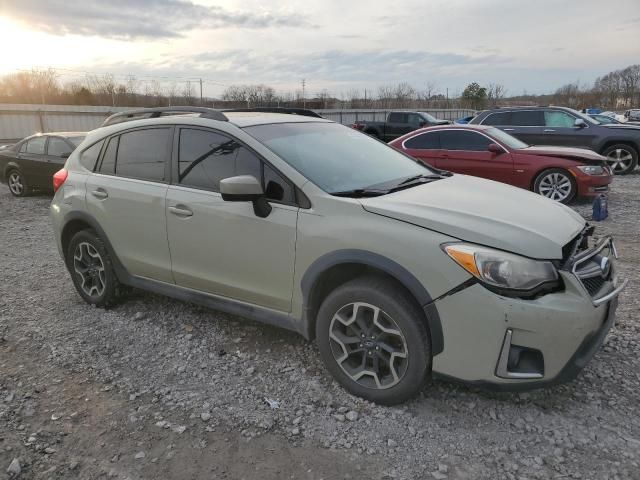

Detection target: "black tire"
[7, 169, 30, 197]
[315, 276, 431, 405]
[601, 144, 638, 175]
[66, 229, 122, 308]
[533, 168, 577, 204]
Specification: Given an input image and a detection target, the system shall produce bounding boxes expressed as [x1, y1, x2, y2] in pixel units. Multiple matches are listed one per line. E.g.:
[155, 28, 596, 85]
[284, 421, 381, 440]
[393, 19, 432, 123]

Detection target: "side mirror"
[487, 143, 503, 154]
[60, 152, 71, 159]
[220, 175, 272, 218]
[574, 118, 587, 128]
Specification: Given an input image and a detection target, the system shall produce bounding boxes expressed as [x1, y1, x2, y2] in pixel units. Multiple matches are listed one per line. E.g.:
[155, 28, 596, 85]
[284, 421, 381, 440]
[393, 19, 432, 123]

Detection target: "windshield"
[485, 127, 528, 149]
[68, 136, 86, 147]
[245, 122, 434, 193]
[568, 108, 599, 125]
[418, 112, 438, 123]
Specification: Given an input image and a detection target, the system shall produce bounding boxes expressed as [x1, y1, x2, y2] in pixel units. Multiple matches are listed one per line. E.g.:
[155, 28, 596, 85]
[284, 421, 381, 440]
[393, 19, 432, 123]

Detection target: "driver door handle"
[168, 205, 193, 217]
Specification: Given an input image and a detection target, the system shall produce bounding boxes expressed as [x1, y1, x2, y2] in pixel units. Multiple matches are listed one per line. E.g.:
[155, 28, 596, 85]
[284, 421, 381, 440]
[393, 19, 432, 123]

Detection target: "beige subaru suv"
[50, 107, 627, 405]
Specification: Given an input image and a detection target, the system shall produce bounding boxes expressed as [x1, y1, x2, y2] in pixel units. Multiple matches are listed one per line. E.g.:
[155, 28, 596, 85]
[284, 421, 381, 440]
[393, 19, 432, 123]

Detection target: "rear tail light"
[53, 168, 68, 192]
[351, 123, 364, 130]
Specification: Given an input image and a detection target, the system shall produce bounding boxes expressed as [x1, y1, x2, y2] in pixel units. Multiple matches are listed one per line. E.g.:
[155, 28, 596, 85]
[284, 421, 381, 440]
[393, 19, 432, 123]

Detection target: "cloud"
[1, 0, 314, 39]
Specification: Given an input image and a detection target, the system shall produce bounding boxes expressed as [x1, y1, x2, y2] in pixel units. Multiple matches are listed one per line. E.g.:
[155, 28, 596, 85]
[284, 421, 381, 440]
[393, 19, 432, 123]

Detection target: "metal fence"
[0, 104, 476, 142]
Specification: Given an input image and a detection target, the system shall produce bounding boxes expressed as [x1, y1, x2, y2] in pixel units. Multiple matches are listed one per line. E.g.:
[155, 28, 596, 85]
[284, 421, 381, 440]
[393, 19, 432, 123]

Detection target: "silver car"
[50, 107, 627, 405]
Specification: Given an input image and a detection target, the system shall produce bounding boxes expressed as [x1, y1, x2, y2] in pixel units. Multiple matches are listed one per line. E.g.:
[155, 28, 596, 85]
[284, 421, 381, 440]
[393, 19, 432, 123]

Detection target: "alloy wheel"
[8, 172, 24, 196]
[605, 148, 634, 173]
[73, 242, 106, 298]
[329, 302, 409, 390]
[538, 172, 573, 202]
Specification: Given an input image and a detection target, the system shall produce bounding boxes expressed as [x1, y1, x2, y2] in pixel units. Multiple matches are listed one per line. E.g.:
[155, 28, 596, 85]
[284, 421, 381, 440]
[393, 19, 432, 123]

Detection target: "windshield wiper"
[331, 188, 389, 198]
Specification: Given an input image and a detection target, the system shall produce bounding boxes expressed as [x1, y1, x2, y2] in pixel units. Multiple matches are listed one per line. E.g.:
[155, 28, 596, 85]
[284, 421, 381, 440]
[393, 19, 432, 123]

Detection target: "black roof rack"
[222, 107, 323, 118]
[101, 106, 228, 127]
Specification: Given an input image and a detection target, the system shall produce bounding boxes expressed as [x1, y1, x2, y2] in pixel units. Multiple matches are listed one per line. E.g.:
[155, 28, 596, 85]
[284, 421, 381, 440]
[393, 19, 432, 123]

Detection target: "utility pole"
[199, 78, 203, 105]
[302, 79, 306, 108]
[446, 88, 449, 109]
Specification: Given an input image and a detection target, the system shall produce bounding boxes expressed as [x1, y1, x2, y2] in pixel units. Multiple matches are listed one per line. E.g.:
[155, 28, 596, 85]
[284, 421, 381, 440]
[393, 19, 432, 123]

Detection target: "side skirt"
[125, 275, 305, 338]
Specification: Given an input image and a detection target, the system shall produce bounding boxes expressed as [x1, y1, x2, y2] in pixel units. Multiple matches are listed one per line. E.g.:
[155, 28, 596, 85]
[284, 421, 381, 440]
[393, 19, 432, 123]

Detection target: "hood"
[517, 145, 606, 164]
[360, 175, 585, 259]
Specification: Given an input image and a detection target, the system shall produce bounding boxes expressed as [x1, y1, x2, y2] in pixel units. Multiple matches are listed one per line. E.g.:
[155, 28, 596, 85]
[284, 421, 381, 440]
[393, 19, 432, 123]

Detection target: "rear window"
[481, 112, 511, 126]
[510, 111, 544, 126]
[79, 140, 105, 171]
[404, 132, 440, 149]
[116, 128, 169, 182]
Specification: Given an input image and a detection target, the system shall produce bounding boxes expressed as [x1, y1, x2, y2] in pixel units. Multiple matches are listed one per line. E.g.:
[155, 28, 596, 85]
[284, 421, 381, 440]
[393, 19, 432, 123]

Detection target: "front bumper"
[430, 243, 625, 390]
[575, 173, 613, 198]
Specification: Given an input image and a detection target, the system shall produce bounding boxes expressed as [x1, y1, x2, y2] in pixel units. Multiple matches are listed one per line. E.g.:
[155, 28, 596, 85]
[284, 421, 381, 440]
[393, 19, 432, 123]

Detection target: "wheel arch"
[60, 211, 130, 283]
[598, 139, 640, 155]
[4, 161, 22, 178]
[300, 249, 444, 355]
[530, 166, 575, 192]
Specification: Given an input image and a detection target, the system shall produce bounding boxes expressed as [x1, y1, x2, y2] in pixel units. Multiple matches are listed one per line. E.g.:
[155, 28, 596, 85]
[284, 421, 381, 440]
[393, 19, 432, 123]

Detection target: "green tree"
[462, 82, 488, 109]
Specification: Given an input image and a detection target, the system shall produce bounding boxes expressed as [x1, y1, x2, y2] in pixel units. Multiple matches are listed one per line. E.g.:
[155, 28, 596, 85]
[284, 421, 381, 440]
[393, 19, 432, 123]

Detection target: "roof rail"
[222, 107, 323, 118]
[101, 106, 228, 127]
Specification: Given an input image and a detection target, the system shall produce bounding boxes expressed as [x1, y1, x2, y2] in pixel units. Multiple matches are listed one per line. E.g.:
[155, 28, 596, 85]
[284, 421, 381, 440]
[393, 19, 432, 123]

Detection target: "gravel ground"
[1, 175, 639, 480]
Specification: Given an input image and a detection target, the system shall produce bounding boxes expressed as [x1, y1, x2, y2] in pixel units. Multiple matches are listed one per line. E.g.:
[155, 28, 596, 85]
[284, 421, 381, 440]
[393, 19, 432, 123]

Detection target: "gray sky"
[0, 0, 638, 97]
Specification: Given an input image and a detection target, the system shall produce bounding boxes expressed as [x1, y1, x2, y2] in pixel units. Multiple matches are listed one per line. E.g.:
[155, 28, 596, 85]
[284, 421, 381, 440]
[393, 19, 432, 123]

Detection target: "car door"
[45, 136, 74, 180]
[541, 110, 599, 149]
[85, 127, 173, 283]
[165, 127, 298, 312]
[436, 130, 514, 184]
[19, 136, 48, 188]
[505, 110, 545, 145]
[385, 112, 407, 141]
[400, 131, 441, 168]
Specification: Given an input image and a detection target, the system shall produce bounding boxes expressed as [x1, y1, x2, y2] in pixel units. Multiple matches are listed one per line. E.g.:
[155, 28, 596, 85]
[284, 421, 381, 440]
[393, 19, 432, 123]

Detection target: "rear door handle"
[543, 129, 556, 132]
[168, 205, 193, 217]
[91, 189, 108, 199]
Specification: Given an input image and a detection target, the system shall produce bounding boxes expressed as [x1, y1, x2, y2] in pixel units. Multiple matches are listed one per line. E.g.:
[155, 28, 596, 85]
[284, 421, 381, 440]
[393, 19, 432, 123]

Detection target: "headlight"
[576, 165, 605, 175]
[443, 243, 559, 295]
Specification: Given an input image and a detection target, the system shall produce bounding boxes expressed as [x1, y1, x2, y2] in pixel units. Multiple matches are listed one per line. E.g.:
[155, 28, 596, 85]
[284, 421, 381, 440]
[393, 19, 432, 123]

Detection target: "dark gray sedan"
[0, 132, 86, 196]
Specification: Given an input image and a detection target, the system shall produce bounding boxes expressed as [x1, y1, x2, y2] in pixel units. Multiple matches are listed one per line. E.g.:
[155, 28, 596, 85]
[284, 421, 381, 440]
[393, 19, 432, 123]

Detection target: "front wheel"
[533, 168, 576, 204]
[601, 144, 638, 175]
[315, 276, 431, 405]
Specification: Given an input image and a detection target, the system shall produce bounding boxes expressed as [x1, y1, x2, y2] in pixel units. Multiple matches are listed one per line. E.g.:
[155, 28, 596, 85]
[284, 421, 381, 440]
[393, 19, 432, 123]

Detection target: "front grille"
[581, 275, 607, 296]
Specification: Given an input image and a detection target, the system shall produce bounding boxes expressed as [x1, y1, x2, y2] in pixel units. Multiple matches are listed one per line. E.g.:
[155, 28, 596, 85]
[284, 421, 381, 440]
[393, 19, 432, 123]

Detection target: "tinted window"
[388, 112, 407, 123]
[26, 136, 46, 155]
[99, 137, 118, 174]
[404, 132, 440, 149]
[68, 136, 86, 147]
[545, 111, 576, 127]
[19, 142, 27, 153]
[439, 130, 492, 151]
[482, 112, 511, 126]
[116, 128, 169, 182]
[510, 111, 544, 126]
[79, 140, 104, 171]
[179, 129, 245, 191]
[264, 163, 294, 203]
[47, 137, 73, 157]
[407, 113, 422, 126]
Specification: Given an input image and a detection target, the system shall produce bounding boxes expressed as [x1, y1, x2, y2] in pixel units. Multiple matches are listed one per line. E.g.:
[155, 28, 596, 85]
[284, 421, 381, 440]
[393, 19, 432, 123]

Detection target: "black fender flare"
[300, 249, 444, 355]
[60, 210, 131, 283]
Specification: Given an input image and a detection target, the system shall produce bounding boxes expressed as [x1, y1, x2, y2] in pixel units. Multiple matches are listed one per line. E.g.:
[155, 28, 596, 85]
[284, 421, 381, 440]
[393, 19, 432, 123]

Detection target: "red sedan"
[389, 125, 613, 203]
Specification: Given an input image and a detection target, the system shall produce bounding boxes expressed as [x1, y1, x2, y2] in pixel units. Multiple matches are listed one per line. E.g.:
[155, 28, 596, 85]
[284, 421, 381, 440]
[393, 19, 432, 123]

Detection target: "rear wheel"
[601, 144, 638, 175]
[66, 229, 122, 308]
[315, 276, 431, 405]
[533, 168, 576, 204]
[7, 169, 29, 197]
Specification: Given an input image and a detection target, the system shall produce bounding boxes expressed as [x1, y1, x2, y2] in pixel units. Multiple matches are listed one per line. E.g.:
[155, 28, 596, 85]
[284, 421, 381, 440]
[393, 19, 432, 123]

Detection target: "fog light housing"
[496, 329, 544, 379]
